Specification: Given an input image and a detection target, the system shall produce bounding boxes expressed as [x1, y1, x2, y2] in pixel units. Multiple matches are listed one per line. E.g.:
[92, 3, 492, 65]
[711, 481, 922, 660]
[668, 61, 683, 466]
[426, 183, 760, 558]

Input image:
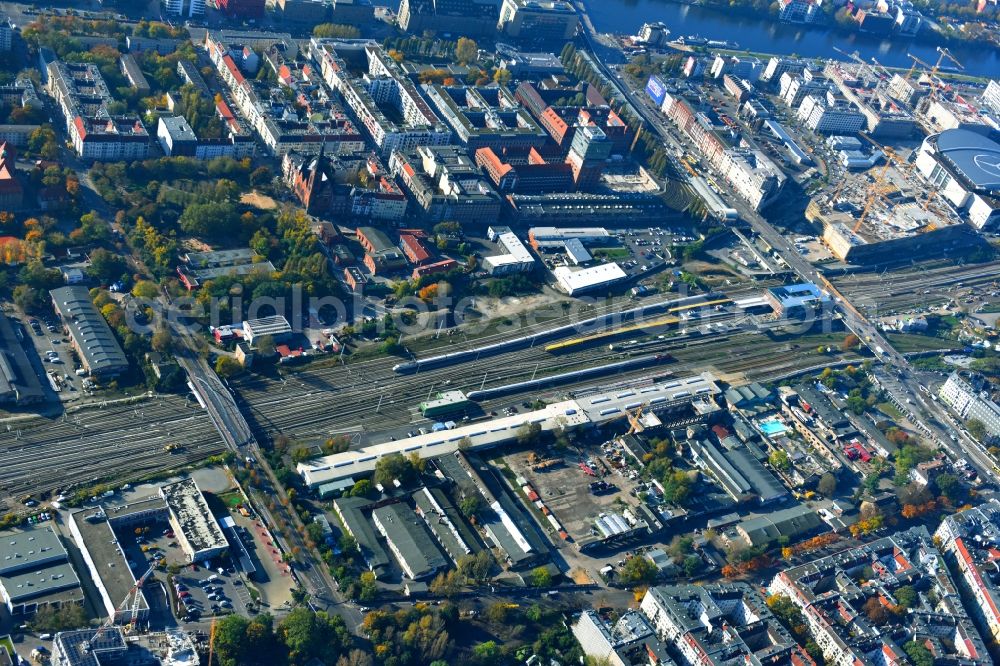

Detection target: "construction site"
[808, 146, 977, 265]
[804, 46, 997, 265]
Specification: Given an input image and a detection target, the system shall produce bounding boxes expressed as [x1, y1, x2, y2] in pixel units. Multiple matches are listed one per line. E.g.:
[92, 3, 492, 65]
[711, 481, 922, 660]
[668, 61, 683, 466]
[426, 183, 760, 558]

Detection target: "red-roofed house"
[0, 142, 23, 210]
[399, 234, 431, 265]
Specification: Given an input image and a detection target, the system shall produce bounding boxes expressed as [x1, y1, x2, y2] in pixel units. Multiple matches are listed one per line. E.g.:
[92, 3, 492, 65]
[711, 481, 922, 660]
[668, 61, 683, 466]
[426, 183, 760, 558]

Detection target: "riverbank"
[581, 0, 1000, 77]
[625, 0, 1000, 55]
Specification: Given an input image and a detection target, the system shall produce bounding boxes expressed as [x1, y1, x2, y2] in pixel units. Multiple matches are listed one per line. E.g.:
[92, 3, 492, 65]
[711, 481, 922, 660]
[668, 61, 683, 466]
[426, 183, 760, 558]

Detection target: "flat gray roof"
[371, 503, 447, 580]
[332, 496, 390, 573]
[0, 524, 69, 575]
[160, 478, 228, 556]
[69, 506, 148, 615]
[50, 286, 128, 376]
[0, 560, 81, 604]
[0, 315, 45, 405]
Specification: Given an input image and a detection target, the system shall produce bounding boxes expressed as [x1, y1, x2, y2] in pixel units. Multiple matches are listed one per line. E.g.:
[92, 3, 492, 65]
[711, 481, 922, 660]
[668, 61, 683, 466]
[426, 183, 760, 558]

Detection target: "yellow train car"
[544, 298, 731, 354]
[545, 315, 681, 353]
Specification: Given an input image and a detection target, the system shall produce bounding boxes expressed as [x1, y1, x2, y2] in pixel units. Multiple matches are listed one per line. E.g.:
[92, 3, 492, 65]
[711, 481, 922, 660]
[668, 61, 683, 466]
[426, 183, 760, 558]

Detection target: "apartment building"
[938, 372, 1000, 440]
[46, 60, 150, 160]
[310, 39, 452, 156]
[422, 83, 547, 151]
[640, 583, 811, 665]
[390, 145, 502, 225]
[770, 526, 988, 666]
[935, 499, 1000, 644]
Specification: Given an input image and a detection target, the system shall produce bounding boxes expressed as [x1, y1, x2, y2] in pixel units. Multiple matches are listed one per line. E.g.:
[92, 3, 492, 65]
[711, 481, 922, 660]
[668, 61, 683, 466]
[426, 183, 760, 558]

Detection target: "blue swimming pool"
[759, 420, 787, 436]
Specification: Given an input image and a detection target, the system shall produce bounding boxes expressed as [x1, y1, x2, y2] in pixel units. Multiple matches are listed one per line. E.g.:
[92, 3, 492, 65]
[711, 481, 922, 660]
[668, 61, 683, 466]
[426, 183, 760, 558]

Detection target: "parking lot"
[171, 561, 251, 622]
[118, 517, 250, 622]
[22, 314, 86, 397]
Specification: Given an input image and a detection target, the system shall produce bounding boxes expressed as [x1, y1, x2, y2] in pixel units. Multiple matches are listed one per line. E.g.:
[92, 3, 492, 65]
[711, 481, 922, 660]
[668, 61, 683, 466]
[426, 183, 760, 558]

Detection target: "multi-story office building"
[779, 71, 829, 108]
[798, 93, 867, 134]
[497, 0, 580, 41]
[761, 57, 808, 84]
[398, 0, 499, 36]
[710, 55, 764, 82]
[981, 80, 1000, 116]
[0, 17, 13, 51]
[165, 0, 205, 17]
[311, 39, 452, 156]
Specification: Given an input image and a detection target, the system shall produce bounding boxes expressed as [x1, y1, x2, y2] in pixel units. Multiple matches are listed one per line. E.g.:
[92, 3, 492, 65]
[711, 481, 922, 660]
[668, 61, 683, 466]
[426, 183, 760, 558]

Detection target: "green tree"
[13, 284, 46, 313]
[215, 356, 243, 378]
[459, 494, 483, 518]
[276, 608, 348, 665]
[516, 421, 542, 445]
[455, 37, 478, 64]
[934, 473, 964, 503]
[312, 23, 361, 38]
[212, 614, 252, 666]
[529, 566, 552, 587]
[895, 585, 917, 609]
[349, 479, 373, 497]
[132, 280, 160, 299]
[769, 450, 791, 472]
[968, 419, 987, 442]
[682, 554, 703, 577]
[373, 452, 417, 487]
[817, 472, 837, 497]
[619, 555, 658, 585]
[471, 641, 503, 666]
[151, 327, 173, 352]
[903, 641, 933, 666]
[358, 571, 378, 602]
[87, 248, 128, 284]
[457, 550, 493, 582]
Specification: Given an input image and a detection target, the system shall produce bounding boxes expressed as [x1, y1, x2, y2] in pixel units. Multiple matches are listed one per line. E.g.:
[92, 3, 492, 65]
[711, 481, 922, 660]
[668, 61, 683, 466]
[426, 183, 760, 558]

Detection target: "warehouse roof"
[412, 486, 481, 561]
[553, 263, 627, 295]
[371, 503, 448, 580]
[299, 399, 588, 486]
[737, 504, 822, 547]
[300, 375, 719, 487]
[159, 478, 228, 556]
[69, 506, 149, 617]
[50, 286, 129, 375]
[0, 523, 67, 575]
[0, 315, 45, 405]
[0, 560, 81, 604]
[332, 496, 390, 574]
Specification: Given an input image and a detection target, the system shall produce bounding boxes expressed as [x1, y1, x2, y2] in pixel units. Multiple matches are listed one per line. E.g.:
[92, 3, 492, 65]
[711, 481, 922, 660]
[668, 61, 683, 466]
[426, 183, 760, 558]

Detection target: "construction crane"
[907, 47, 963, 101]
[92, 564, 155, 643]
[625, 404, 646, 435]
[905, 53, 933, 81]
[833, 46, 887, 81]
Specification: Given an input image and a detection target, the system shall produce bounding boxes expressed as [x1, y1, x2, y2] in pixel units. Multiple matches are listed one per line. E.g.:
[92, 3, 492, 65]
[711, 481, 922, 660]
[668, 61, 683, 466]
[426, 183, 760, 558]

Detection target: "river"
[581, 0, 1000, 78]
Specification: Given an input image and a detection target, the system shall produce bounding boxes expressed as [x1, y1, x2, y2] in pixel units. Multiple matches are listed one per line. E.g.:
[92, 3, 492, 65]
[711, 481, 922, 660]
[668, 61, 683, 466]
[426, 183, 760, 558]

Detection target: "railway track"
[0, 395, 223, 501]
[232, 320, 853, 446]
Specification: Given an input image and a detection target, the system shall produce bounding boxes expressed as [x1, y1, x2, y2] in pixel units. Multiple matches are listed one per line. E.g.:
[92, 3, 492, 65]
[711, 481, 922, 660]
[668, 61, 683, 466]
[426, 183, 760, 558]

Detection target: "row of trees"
[212, 609, 351, 666]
